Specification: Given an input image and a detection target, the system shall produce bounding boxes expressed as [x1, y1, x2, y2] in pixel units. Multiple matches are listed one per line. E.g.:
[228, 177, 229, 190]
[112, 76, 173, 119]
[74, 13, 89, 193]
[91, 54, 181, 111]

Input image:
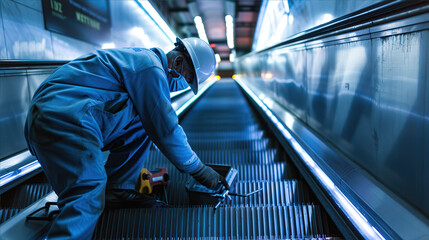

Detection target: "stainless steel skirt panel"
[236, 11, 429, 216]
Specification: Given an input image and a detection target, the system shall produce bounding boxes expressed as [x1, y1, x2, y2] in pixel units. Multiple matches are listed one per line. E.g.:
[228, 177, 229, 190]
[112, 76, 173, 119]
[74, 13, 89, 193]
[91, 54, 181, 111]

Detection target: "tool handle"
[229, 188, 263, 197]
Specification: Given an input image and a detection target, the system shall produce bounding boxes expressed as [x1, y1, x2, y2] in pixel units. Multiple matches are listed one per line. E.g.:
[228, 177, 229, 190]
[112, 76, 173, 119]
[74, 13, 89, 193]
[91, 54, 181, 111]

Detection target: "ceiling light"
[194, 16, 209, 43]
[137, 1, 176, 43]
[102, 42, 115, 49]
[225, 15, 234, 49]
[229, 53, 235, 62]
[282, 0, 289, 13]
[215, 53, 221, 63]
[316, 13, 334, 26]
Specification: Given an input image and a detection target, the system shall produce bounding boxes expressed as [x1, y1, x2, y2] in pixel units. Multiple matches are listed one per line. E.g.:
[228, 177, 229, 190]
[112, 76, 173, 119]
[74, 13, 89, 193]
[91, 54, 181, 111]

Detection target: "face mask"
[168, 57, 189, 92]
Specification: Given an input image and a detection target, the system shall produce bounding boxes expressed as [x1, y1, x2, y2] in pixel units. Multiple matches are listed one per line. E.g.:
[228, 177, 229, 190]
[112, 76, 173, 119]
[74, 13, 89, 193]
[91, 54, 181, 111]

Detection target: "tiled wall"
[0, 0, 174, 60]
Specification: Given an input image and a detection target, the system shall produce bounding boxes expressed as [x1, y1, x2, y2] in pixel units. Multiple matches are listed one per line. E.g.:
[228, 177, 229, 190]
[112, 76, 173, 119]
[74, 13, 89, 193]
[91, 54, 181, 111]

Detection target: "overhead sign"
[42, 0, 111, 45]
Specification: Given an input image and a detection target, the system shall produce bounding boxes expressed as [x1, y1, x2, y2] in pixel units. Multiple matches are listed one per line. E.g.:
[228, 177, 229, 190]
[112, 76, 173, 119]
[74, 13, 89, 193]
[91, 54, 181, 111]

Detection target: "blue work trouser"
[26, 112, 151, 239]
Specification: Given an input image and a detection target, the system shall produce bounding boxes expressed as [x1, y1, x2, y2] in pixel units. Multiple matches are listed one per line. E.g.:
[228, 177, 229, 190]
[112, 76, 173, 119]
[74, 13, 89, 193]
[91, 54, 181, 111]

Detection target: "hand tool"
[212, 188, 264, 210]
[136, 168, 169, 194]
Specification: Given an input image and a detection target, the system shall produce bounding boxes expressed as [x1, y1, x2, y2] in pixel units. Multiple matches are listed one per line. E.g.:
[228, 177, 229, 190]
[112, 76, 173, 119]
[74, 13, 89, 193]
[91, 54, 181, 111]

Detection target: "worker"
[24, 37, 229, 239]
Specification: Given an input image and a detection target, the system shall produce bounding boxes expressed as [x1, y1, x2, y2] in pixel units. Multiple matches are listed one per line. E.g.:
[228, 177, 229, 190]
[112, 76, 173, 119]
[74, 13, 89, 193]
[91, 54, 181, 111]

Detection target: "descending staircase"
[92, 79, 342, 239]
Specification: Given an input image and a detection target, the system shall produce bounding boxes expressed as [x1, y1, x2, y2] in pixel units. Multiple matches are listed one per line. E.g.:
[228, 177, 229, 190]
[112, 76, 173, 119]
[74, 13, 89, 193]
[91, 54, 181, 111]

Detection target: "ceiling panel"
[151, 0, 262, 59]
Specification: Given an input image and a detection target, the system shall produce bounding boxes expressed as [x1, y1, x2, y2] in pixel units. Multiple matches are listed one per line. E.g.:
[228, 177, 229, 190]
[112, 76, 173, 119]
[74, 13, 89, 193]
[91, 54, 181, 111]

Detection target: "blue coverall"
[24, 47, 203, 239]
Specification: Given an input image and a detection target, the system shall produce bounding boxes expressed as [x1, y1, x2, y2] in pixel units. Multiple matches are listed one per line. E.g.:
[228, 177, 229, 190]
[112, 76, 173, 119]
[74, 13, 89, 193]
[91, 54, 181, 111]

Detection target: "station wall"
[0, 0, 174, 60]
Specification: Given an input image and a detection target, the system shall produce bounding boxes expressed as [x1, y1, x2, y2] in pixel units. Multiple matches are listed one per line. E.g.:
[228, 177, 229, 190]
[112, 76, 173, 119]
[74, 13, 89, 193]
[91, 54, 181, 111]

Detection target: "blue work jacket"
[29, 47, 202, 173]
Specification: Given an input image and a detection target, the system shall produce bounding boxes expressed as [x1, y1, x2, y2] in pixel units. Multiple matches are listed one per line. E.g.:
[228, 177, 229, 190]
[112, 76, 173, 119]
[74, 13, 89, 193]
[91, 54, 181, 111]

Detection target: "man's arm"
[124, 66, 202, 173]
[124, 66, 228, 190]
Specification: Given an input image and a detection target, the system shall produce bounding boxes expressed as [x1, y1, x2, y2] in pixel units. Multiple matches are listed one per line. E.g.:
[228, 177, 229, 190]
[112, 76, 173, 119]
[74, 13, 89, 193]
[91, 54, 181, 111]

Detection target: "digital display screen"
[42, 0, 111, 45]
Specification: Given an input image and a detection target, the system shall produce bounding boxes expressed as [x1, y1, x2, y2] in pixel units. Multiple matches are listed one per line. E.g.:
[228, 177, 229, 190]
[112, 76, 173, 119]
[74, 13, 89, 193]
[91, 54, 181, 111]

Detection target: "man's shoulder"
[100, 48, 164, 72]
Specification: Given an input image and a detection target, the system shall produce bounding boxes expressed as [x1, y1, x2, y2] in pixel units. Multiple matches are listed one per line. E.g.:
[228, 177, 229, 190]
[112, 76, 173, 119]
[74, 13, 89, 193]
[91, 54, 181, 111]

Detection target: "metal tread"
[93, 205, 336, 239]
[143, 162, 297, 184]
[0, 209, 20, 224]
[164, 180, 314, 207]
[1, 183, 52, 208]
[184, 130, 266, 141]
[187, 138, 276, 151]
[145, 149, 286, 166]
[181, 123, 262, 133]
[0, 183, 52, 223]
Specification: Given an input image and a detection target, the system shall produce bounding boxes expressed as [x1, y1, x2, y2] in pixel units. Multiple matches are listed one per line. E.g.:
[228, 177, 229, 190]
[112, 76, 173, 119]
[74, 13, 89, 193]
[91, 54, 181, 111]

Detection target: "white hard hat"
[176, 37, 215, 94]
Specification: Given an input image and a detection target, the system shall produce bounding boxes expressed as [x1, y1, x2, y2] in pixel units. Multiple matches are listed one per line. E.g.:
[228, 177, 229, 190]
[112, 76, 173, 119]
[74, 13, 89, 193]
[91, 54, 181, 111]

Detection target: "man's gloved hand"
[190, 165, 230, 190]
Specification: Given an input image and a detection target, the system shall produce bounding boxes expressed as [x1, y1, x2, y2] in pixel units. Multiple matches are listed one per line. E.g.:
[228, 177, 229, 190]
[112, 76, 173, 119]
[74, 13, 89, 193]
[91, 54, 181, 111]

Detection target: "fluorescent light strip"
[235, 78, 386, 240]
[225, 15, 234, 49]
[229, 53, 235, 62]
[136, 0, 176, 43]
[170, 87, 191, 99]
[0, 160, 41, 188]
[215, 53, 221, 63]
[176, 78, 216, 117]
[194, 16, 209, 43]
[101, 42, 115, 49]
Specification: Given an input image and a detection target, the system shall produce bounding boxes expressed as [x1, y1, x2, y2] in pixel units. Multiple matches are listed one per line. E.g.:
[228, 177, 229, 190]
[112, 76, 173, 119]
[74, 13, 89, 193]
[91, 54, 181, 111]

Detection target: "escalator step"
[187, 138, 274, 151]
[0, 183, 52, 209]
[93, 205, 334, 239]
[181, 123, 261, 132]
[184, 130, 266, 141]
[181, 118, 258, 126]
[145, 149, 285, 166]
[143, 162, 292, 183]
[164, 180, 313, 206]
[0, 209, 20, 224]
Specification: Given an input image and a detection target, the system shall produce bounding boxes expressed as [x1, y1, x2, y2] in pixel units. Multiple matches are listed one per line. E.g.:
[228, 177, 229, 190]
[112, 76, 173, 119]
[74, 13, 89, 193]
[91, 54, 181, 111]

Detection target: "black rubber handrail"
[0, 60, 69, 68]
[243, 0, 429, 57]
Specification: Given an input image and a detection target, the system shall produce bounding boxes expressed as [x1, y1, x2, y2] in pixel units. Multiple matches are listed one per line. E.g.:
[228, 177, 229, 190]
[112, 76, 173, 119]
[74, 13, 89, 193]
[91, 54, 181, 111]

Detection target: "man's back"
[28, 47, 168, 143]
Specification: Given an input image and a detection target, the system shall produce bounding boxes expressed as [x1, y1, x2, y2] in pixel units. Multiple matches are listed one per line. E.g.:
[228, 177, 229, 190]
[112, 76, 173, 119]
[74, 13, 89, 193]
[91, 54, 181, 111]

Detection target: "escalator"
[0, 79, 342, 239]
[92, 79, 342, 239]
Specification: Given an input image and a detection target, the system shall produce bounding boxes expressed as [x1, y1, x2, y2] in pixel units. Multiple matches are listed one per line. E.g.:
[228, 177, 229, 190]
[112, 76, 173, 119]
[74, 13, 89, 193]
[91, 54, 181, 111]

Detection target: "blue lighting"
[0, 160, 41, 188]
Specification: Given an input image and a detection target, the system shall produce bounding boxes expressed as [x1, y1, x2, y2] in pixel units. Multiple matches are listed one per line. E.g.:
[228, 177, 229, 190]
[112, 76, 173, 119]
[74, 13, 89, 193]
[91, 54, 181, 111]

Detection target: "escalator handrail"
[0, 60, 69, 68]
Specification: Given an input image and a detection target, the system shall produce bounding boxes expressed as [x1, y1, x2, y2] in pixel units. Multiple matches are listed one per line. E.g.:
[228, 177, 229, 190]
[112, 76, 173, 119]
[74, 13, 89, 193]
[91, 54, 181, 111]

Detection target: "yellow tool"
[136, 168, 169, 194]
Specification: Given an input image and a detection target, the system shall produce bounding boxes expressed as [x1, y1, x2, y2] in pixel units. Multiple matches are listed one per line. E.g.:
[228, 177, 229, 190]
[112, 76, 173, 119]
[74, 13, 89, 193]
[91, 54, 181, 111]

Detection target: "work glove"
[191, 164, 230, 190]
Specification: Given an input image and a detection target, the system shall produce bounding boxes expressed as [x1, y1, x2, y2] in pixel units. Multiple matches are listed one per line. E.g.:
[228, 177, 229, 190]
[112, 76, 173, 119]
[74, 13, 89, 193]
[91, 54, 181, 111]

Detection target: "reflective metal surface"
[0, 66, 59, 160]
[236, 77, 429, 239]
[253, 0, 381, 50]
[27, 69, 54, 97]
[0, 71, 29, 159]
[0, 8, 6, 59]
[236, 4, 429, 218]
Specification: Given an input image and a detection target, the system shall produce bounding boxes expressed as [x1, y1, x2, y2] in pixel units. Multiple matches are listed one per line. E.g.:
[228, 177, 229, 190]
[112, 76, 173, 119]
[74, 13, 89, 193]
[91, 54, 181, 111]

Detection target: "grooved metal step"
[185, 130, 266, 141]
[0, 209, 20, 224]
[146, 149, 286, 166]
[163, 180, 313, 206]
[93, 205, 335, 239]
[144, 162, 291, 183]
[0, 183, 52, 223]
[91, 79, 340, 239]
[187, 138, 274, 151]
